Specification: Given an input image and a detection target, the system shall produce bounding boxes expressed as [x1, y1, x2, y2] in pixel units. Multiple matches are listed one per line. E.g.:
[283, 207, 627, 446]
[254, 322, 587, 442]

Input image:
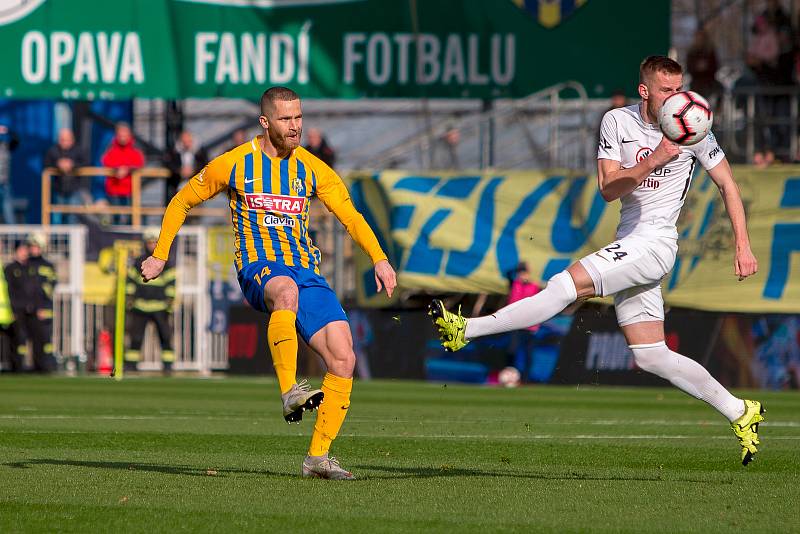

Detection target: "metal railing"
[41, 167, 228, 227]
[717, 86, 800, 163]
[352, 81, 592, 171]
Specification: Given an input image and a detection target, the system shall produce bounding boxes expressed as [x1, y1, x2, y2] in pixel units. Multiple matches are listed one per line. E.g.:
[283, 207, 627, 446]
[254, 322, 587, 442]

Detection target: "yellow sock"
[308, 373, 353, 457]
[267, 310, 298, 394]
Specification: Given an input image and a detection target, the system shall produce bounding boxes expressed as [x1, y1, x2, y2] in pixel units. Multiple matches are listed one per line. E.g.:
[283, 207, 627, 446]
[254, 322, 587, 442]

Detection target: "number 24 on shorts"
[254, 266, 271, 285]
[595, 243, 629, 263]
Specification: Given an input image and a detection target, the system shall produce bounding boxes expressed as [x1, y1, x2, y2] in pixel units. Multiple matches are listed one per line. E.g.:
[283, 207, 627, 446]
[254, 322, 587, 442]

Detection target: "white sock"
[629, 342, 746, 422]
[465, 271, 577, 339]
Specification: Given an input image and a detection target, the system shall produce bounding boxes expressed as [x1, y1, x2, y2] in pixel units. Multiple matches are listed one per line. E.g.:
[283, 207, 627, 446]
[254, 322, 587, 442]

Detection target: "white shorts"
[579, 234, 678, 327]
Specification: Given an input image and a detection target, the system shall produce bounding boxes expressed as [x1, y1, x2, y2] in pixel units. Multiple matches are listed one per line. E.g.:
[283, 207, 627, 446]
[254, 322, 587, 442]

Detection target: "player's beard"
[269, 127, 302, 153]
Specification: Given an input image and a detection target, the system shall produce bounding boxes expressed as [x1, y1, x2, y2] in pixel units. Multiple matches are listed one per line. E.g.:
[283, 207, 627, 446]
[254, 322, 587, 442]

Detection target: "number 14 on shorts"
[254, 266, 271, 285]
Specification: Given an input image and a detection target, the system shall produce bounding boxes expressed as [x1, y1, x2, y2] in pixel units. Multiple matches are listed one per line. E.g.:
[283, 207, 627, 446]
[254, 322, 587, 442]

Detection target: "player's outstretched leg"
[630, 341, 765, 465]
[268, 309, 323, 423]
[428, 271, 578, 352]
[731, 399, 766, 466]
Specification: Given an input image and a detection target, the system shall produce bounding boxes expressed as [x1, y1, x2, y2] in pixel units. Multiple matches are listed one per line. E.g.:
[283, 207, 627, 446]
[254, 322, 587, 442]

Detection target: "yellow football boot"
[731, 399, 765, 466]
[428, 299, 469, 352]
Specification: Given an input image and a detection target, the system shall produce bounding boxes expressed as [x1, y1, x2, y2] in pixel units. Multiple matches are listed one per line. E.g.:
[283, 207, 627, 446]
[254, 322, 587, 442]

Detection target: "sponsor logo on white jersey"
[245, 193, 305, 214]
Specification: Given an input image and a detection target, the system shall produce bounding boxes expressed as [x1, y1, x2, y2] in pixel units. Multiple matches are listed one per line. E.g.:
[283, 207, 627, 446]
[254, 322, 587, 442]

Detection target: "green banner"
[351, 167, 800, 313]
[0, 0, 668, 99]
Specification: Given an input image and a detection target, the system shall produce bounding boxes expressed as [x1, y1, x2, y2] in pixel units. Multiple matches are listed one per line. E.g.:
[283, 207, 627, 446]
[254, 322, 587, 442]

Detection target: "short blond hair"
[639, 55, 682, 84]
[260, 86, 300, 115]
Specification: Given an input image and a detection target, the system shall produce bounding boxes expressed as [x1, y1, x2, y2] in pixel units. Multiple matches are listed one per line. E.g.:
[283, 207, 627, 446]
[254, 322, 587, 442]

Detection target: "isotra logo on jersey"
[245, 194, 305, 214]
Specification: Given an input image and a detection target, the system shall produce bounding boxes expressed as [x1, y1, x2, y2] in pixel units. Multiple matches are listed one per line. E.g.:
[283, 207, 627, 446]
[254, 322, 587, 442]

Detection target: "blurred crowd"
[0, 119, 339, 227]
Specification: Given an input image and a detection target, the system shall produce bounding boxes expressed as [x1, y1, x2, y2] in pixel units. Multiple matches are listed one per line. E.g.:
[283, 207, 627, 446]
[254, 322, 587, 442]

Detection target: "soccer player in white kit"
[429, 56, 765, 465]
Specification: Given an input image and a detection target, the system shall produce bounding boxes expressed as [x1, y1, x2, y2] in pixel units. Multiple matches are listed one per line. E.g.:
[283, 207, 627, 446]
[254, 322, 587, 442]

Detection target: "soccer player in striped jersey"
[141, 86, 397, 480]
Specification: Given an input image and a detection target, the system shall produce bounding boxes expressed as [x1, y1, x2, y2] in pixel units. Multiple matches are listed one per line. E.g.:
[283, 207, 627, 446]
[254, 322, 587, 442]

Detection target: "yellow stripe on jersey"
[289, 154, 311, 269]
[269, 154, 296, 266]
[235, 156, 260, 267]
[252, 150, 277, 262]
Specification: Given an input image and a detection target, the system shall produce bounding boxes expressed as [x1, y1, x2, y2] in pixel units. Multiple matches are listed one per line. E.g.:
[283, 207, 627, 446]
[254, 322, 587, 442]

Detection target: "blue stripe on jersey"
[311, 169, 317, 195]
[279, 157, 302, 266]
[244, 152, 266, 262]
[262, 153, 283, 260]
[232, 164, 248, 266]
[295, 159, 316, 266]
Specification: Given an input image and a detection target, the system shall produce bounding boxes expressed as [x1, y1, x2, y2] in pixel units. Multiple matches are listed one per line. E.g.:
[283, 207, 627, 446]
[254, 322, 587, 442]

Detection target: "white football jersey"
[597, 104, 724, 239]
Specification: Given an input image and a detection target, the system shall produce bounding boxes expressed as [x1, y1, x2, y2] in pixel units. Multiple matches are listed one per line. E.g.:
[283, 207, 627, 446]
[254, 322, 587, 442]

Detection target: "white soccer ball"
[658, 90, 713, 146]
[498, 366, 521, 388]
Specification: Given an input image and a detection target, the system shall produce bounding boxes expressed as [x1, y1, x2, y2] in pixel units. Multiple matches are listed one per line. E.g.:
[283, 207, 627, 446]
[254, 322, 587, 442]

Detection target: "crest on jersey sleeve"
[511, 0, 588, 29]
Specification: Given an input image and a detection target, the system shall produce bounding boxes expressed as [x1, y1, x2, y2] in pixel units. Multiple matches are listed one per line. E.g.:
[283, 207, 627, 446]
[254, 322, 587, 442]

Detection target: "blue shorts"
[237, 260, 347, 343]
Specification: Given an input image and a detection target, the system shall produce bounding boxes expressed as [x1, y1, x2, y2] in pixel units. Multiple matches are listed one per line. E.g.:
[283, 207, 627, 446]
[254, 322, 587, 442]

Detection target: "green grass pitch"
[1, 377, 799, 533]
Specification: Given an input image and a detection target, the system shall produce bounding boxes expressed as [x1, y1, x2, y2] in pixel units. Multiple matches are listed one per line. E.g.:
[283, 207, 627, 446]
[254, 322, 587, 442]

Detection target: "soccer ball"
[658, 91, 713, 146]
[498, 366, 521, 388]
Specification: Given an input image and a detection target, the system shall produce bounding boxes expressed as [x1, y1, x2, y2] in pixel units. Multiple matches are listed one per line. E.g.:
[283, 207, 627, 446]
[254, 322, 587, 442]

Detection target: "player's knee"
[629, 342, 668, 373]
[565, 264, 596, 299]
[548, 271, 579, 304]
[328, 348, 356, 375]
[264, 282, 298, 311]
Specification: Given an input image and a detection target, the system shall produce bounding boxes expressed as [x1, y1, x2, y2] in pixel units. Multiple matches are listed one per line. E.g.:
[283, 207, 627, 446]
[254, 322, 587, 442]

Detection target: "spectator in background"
[228, 128, 248, 152]
[606, 89, 627, 112]
[687, 28, 721, 104]
[304, 128, 336, 168]
[753, 148, 777, 168]
[0, 124, 19, 224]
[5, 240, 54, 372]
[0, 244, 14, 372]
[762, 0, 793, 71]
[163, 131, 208, 205]
[125, 228, 176, 374]
[431, 125, 460, 169]
[26, 233, 56, 369]
[101, 122, 144, 224]
[747, 15, 781, 84]
[506, 262, 542, 376]
[44, 128, 88, 224]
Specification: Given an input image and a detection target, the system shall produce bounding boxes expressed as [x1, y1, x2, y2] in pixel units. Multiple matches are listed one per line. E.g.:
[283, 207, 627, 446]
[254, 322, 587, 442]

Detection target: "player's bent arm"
[152, 185, 205, 261]
[597, 157, 658, 202]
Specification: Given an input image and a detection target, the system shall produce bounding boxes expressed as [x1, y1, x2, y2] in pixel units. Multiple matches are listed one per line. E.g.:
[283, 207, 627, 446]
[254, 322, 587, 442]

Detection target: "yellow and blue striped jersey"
[153, 136, 387, 272]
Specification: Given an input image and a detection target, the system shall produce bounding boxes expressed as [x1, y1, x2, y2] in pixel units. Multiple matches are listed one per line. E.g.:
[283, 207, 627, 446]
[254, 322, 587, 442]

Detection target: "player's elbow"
[598, 184, 618, 202]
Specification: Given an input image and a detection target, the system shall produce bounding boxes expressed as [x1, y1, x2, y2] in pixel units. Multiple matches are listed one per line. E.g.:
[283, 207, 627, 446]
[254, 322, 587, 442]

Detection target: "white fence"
[0, 225, 226, 373]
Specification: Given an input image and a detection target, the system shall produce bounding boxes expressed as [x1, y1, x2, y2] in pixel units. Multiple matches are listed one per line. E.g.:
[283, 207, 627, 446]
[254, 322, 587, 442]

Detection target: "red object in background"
[101, 138, 144, 197]
[228, 324, 259, 359]
[508, 279, 542, 332]
[96, 329, 113, 375]
[665, 331, 680, 352]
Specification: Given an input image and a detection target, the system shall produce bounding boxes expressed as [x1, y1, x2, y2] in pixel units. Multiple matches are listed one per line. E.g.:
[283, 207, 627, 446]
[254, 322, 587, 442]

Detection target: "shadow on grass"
[4, 458, 732, 485]
[353, 464, 735, 484]
[3, 459, 296, 479]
